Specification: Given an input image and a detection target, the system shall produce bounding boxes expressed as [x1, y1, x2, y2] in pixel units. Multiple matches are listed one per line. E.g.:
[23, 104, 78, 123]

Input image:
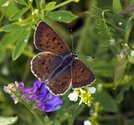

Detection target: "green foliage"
[9, 7, 29, 21]
[44, 2, 57, 11]
[0, 24, 20, 32]
[113, 0, 122, 14]
[96, 10, 114, 47]
[113, 51, 128, 86]
[77, 0, 97, 55]
[47, 10, 77, 23]
[12, 29, 31, 60]
[0, 0, 134, 125]
[14, 0, 27, 5]
[94, 91, 118, 112]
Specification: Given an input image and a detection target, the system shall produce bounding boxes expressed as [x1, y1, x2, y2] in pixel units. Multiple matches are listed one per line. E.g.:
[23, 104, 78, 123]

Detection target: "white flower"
[68, 92, 78, 102]
[84, 120, 91, 125]
[118, 22, 122, 25]
[2, 1, 10, 7]
[88, 87, 96, 94]
[3, 84, 14, 94]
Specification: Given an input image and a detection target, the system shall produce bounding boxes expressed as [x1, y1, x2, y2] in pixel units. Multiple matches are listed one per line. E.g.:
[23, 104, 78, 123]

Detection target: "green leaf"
[12, 30, 31, 60]
[15, 0, 27, 5]
[9, 7, 28, 21]
[113, 0, 122, 14]
[115, 86, 130, 104]
[35, 0, 40, 9]
[0, 0, 20, 18]
[47, 10, 77, 23]
[0, 50, 6, 63]
[96, 10, 114, 48]
[0, 116, 18, 125]
[0, 28, 24, 49]
[124, 16, 134, 43]
[52, 119, 61, 125]
[113, 52, 128, 86]
[94, 91, 118, 112]
[128, 56, 134, 64]
[44, 2, 56, 11]
[0, 24, 19, 32]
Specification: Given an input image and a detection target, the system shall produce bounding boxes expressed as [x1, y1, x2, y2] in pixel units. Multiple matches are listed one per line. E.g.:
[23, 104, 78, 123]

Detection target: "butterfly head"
[72, 52, 78, 58]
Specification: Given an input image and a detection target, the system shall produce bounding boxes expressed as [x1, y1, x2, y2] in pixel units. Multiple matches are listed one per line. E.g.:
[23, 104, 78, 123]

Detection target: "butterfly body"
[48, 53, 74, 80]
[31, 21, 95, 95]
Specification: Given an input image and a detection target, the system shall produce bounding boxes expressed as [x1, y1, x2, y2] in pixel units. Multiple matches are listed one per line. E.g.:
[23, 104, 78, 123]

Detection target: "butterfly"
[31, 21, 95, 95]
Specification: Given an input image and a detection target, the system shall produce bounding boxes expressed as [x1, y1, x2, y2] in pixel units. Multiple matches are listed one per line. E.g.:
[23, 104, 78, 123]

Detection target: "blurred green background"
[0, 0, 134, 125]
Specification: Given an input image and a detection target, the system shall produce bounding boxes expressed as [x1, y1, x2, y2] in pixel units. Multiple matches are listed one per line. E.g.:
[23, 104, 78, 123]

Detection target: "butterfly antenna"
[70, 30, 74, 52]
[70, 30, 74, 82]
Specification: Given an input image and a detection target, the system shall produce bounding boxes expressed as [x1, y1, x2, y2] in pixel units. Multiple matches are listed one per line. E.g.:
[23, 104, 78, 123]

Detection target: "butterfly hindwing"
[46, 66, 71, 95]
[34, 21, 70, 55]
[31, 52, 62, 81]
[72, 59, 95, 88]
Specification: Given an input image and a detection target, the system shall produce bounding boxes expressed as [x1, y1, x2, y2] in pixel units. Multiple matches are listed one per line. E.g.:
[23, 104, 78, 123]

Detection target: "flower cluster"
[68, 87, 96, 106]
[4, 80, 63, 112]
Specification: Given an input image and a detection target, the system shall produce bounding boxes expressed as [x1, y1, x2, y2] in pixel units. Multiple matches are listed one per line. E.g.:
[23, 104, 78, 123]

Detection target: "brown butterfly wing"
[31, 52, 62, 81]
[72, 59, 95, 88]
[46, 66, 71, 95]
[34, 21, 70, 55]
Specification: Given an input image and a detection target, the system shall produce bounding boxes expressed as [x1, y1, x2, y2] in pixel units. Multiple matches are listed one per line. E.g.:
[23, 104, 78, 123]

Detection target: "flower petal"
[18, 82, 24, 90]
[22, 80, 41, 94]
[38, 83, 49, 99]
[68, 92, 78, 102]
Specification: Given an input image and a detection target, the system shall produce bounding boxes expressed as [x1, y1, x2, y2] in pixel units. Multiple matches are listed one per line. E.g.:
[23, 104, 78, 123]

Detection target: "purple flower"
[4, 80, 63, 112]
[20, 80, 63, 112]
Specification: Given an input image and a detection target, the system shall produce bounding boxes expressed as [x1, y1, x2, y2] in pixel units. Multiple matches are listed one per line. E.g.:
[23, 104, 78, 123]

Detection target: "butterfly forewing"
[72, 59, 95, 88]
[35, 22, 70, 55]
[46, 66, 71, 95]
[31, 52, 62, 81]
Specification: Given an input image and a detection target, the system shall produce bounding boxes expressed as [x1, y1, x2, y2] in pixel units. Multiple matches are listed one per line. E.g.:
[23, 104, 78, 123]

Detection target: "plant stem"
[14, 93, 50, 125]
[51, 0, 74, 11]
